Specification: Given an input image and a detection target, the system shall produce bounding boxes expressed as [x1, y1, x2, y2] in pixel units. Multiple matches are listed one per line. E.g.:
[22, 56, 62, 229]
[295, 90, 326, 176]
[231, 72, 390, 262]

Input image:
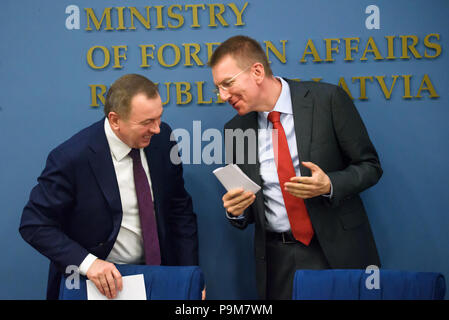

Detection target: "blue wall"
[0, 0, 448, 299]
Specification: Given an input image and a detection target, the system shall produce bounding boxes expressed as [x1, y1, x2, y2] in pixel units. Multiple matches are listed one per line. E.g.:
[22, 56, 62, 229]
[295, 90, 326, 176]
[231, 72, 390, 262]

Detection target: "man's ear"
[108, 112, 120, 131]
[252, 62, 265, 84]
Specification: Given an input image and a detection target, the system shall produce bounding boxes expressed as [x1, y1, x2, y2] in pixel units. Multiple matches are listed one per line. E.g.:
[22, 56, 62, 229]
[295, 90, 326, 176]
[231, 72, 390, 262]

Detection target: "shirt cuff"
[78, 253, 98, 276]
[226, 210, 246, 220]
[322, 180, 334, 198]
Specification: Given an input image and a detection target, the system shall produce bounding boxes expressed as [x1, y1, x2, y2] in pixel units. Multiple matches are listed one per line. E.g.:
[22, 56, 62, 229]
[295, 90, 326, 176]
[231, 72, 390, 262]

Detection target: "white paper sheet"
[213, 164, 261, 194]
[87, 274, 147, 300]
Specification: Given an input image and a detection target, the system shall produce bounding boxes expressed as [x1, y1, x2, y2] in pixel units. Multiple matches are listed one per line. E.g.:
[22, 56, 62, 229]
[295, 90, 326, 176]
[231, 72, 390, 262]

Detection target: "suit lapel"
[143, 133, 170, 244]
[238, 112, 261, 184]
[87, 120, 123, 223]
[238, 112, 266, 229]
[143, 137, 161, 209]
[286, 79, 314, 177]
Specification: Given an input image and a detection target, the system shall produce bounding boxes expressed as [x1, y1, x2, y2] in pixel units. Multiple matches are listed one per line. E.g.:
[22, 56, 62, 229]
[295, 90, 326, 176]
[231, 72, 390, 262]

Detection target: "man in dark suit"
[19, 74, 199, 299]
[209, 36, 382, 299]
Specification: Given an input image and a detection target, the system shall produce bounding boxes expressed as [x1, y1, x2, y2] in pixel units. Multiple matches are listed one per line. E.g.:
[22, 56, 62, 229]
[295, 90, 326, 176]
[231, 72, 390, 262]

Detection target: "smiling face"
[109, 93, 163, 149]
[212, 55, 261, 116]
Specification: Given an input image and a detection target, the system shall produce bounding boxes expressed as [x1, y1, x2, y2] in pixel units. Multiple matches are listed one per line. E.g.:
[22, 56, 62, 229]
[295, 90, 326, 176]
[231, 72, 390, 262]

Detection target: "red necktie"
[267, 111, 314, 245]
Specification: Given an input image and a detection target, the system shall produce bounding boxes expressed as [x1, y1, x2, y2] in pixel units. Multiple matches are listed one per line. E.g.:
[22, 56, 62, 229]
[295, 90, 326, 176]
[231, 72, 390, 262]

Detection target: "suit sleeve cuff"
[226, 210, 246, 220]
[322, 180, 334, 199]
[78, 253, 98, 276]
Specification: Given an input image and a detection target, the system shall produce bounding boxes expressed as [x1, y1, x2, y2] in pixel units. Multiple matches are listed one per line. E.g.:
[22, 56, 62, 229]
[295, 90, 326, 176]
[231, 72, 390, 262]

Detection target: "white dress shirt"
[227, 77, 332, 231]
[78, 118, 154, 275]
[258, 77, 300, 232]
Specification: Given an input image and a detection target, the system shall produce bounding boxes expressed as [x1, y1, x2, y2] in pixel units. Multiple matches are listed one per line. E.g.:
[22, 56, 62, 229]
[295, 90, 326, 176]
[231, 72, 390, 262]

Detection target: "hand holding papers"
[87, 274, 147, 300]
[213, 164, 261, 194]
[213, 164, 260, 217]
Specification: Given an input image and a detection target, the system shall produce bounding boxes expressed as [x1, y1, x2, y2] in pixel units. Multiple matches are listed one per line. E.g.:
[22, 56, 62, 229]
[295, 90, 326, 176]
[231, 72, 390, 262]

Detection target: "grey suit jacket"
[224, 79, 382, 299]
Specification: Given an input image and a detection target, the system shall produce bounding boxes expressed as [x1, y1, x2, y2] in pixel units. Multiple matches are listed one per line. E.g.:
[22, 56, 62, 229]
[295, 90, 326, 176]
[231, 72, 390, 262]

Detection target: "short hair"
[208, 35, 272, 77]
[104, 74, 159, 118]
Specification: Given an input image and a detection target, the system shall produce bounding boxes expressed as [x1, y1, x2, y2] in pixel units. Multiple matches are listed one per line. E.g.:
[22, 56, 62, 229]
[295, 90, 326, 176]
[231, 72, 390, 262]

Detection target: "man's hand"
[284, 162, 331, 199]
[223, 188, 256, 217]
[86, 259, 123, 299]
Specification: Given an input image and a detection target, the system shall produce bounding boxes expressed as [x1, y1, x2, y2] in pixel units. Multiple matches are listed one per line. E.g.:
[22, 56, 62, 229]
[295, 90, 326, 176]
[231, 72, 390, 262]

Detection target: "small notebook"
[87, 274, 147, 300]
[213, 164, 261, 194]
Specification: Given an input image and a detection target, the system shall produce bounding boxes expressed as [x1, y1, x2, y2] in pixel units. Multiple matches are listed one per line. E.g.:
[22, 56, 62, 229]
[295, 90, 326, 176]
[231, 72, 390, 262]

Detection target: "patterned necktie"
[129, 148, 161, 265]
[267, 111, 314, 245]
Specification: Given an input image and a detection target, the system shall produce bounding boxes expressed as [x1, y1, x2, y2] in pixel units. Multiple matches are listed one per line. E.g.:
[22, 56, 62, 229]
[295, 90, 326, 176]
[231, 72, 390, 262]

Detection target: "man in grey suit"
[209, 35, 382, 300]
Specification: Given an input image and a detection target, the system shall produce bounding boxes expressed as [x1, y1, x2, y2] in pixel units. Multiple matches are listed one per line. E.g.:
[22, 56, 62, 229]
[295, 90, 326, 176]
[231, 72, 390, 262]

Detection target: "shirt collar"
[260, 76, 293, 120]
[104, 118, 132, 162]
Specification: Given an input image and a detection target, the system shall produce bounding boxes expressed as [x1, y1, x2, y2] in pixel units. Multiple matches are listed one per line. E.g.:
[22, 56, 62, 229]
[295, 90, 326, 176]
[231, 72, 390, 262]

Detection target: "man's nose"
[150, 122, 160, 134]
[218, 87, 231, 101]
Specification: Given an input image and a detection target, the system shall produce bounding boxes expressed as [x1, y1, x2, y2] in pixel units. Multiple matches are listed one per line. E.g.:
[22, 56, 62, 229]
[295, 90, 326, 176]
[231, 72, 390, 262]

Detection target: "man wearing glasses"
[209, 35, 382, 300]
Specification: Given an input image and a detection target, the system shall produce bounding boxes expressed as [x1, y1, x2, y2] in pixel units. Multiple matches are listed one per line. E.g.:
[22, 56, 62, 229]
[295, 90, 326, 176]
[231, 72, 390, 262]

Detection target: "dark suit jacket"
[224, 79, 382, 299]
[19, 119, 198, 299]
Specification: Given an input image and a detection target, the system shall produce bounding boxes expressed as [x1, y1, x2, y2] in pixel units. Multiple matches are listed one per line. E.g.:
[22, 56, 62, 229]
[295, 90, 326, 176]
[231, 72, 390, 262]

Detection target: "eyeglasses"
[213, 65, 251, 98]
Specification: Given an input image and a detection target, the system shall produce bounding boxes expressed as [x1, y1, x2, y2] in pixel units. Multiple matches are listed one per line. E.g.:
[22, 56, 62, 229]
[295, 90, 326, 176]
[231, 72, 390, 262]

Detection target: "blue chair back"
[59, 264, 204, 300]
[292, 269, 446, 300]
